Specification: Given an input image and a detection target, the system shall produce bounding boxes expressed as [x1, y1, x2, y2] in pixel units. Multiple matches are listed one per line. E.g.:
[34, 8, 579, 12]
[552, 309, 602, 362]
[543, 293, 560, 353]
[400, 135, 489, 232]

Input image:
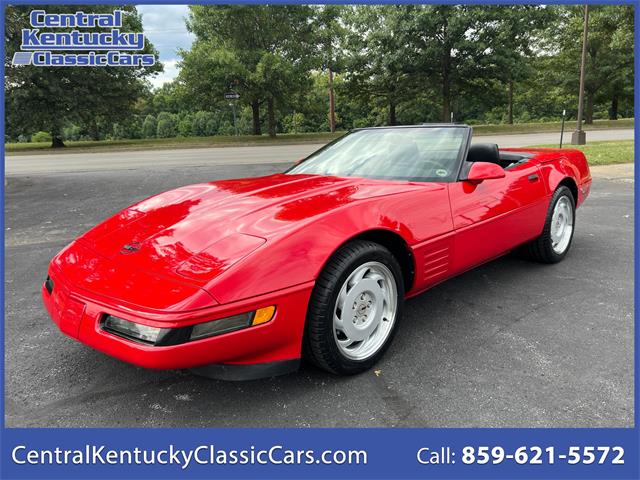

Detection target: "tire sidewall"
[544, 186, 576, 262]
[315, 243, 404, 374]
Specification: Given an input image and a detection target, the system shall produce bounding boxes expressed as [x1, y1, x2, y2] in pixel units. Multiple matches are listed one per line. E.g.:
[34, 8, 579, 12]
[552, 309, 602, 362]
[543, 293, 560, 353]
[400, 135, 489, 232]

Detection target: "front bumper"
[42, 269, 313, 371]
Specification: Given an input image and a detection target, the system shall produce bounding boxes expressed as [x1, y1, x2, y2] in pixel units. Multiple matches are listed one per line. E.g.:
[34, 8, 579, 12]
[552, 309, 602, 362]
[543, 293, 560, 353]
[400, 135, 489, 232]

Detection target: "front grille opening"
[45, 276, 54, 295]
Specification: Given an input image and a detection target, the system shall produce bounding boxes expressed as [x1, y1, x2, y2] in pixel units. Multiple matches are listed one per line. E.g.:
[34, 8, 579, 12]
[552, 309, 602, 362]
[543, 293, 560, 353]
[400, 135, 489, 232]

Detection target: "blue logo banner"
[1, 427, 638, 478]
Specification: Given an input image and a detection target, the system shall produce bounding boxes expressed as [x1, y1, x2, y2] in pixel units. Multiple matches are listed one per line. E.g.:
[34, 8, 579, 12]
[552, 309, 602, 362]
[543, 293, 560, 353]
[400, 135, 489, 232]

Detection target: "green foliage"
[31, 131, 52, 143]
[181, 5, 317, 137]
[63, 124, 83, 141]
[177, 114, 194, 137]
[282, 113, 308, 133]
[156, 112, 178, 138]
[4, 5, 634, 146]
[142, 115, 157, 139]
[5, 6, 162, 146]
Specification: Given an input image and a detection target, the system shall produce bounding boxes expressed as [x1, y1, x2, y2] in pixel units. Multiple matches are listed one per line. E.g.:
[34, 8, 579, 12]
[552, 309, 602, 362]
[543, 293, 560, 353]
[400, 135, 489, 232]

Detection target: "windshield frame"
[286, 124, 472, 183]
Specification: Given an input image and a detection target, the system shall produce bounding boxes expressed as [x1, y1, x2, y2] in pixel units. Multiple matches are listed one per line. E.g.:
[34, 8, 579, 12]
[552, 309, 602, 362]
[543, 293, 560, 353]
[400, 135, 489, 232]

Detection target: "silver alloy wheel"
[550, 195, 574, 254]
[332, 261, 398, 361]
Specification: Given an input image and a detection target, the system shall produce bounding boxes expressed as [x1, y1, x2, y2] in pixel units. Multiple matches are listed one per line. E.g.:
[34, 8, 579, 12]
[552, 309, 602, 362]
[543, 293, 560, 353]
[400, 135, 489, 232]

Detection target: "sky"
[137, 5, 195, 89]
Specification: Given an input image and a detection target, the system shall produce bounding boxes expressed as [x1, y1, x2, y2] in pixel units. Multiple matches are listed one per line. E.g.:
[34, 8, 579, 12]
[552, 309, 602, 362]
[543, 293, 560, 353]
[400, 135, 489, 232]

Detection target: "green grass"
[5, 117, 634, 155]
[470, 117, 634, 135]
[527, 140, 634, 166]
[4, 131, 345, 155]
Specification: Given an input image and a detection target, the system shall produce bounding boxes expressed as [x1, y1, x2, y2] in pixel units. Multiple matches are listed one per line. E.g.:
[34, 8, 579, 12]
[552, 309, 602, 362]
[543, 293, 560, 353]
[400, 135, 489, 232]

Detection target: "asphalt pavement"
[4, 159, 634, 428]
[5, 128, 634, 175]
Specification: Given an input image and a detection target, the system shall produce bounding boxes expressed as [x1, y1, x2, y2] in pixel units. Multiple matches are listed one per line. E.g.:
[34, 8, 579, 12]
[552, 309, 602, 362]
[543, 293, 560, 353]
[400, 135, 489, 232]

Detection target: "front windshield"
[288, 126, 468, 182]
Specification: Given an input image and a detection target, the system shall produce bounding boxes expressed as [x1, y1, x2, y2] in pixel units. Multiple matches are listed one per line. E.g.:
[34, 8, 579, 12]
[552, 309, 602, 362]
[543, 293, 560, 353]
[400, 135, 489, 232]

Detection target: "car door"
[448, 159, 548, 275]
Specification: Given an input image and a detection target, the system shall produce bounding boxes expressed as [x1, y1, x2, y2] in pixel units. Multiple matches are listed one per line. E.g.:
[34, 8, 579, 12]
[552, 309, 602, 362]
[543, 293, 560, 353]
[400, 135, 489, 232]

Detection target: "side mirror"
[466, 162, 505, 184]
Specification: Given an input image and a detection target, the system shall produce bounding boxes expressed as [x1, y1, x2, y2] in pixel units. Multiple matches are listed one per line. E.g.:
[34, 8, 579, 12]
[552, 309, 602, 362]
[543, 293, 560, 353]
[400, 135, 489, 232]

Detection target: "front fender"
[205, 184, 452, 304]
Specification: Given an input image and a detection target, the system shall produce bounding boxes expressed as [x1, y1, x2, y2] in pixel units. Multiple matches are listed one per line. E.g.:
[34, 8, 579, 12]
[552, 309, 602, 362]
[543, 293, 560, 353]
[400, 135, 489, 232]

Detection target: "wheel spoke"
[348, 266, 368, 287]
[331, 261, 399, 362]
[337, 336, 355, 348]
[550, 195, 574, 254]
[336, 283, 348, 310]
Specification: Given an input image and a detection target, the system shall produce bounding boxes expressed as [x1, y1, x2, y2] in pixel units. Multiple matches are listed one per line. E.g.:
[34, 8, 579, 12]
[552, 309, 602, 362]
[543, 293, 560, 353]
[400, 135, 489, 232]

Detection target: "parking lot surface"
[4, 161, 634, 427]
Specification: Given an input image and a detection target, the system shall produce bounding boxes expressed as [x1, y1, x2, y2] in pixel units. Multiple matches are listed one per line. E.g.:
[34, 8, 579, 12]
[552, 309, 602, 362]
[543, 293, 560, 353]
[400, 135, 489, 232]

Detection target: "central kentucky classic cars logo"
[12, 10, 156, 67]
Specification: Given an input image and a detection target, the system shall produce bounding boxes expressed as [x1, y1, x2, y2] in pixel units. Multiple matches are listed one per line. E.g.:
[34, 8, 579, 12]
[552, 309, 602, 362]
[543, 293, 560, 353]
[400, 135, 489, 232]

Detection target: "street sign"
[224, 92, 240, 100]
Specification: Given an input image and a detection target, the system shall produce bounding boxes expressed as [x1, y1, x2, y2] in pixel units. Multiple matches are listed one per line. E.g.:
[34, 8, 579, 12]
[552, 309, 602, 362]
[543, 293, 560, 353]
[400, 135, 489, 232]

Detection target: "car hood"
[73, 173, 425, 295]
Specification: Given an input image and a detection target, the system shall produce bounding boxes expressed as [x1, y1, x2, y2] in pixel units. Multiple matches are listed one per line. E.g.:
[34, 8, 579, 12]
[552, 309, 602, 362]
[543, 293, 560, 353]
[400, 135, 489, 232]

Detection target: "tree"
[478, 6, 555, 124]
[192, 111, 217, 136]
[343, 6, 420, 126]
[402, 5, 511, 123]
[177, 113, 194, 137]
[5, 6, 162, 147]
[142, 114, 157, 138]
[315, 6, 348, 132]
[180, 5, 316, 137]
[550, 5, 634, 124]
[156, 112, 177, 138]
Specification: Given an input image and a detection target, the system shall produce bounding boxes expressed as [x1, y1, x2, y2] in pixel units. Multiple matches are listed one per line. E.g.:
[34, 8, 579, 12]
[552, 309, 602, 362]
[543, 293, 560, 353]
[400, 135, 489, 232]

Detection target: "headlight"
[102, 315, 167, 344]
[101, 306, 276, 346]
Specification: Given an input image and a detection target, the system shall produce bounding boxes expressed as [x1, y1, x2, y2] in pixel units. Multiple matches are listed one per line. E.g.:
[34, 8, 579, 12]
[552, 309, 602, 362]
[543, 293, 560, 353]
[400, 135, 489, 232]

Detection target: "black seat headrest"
[467, 143, 500, 164]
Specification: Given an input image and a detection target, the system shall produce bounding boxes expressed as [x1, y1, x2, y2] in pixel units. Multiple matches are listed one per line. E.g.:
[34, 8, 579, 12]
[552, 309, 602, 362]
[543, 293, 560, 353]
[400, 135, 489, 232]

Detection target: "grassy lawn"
[5, 118, 634, 155]
[4, 131, 344, 155]
[471, 117, 633, 135]
[528, 140, 634, 166]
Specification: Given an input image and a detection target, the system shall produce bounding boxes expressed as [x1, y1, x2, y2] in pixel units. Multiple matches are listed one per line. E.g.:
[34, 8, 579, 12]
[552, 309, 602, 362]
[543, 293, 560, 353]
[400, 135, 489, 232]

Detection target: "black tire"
[303, 240, 404, 375]
[519, 185, 575, 263]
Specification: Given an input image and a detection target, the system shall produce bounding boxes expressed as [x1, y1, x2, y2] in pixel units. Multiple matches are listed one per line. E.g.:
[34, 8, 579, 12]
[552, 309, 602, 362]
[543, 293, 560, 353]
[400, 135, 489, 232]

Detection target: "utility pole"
[328, 66, 336, 133]
[230, 102, 238, 136]
[571, 5, 589, 145]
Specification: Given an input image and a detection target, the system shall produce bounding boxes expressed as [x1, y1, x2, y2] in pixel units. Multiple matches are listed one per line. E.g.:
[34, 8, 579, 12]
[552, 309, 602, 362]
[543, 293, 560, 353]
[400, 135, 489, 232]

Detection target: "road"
[4, 160, 634, 428]
[5, 128, 634, 175]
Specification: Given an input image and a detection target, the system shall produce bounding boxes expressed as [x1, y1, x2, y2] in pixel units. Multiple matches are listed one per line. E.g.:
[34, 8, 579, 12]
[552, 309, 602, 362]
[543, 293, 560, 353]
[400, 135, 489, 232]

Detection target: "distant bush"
[31, 131, 52, 143]
[63, 124, 83, 141]
[178, 114, 194, 137]
[112, 123, 126, 140]
[156, 112, 178, 138]
[142, 114, 157, 138]
[282, 112, 307, 133]
[193, 111, 217, 136]
[217, 120, 235, 136]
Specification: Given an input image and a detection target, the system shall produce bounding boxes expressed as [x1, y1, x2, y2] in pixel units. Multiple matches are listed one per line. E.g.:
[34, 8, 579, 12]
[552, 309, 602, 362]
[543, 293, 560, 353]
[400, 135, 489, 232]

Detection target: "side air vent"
[423, 247, 450, 282]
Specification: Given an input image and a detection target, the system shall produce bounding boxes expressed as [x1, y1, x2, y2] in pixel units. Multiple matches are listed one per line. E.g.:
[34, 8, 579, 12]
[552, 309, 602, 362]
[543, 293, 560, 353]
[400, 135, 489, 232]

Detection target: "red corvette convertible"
[43, 125, 591, 379]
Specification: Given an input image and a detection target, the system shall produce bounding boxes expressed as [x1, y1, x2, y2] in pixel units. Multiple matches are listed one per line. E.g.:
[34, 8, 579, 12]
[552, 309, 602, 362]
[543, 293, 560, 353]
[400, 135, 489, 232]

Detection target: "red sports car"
[43, 125, 591, 379]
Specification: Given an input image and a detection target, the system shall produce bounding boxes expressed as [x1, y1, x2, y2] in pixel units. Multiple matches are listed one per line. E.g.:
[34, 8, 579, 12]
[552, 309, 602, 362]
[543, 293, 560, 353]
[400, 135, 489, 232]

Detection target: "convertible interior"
[466, 143, 533, 170]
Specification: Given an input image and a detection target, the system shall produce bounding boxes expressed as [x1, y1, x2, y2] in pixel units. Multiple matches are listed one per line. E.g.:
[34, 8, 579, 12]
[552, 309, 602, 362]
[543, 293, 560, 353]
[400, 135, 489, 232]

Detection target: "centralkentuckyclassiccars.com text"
[11, 444, 368, 469]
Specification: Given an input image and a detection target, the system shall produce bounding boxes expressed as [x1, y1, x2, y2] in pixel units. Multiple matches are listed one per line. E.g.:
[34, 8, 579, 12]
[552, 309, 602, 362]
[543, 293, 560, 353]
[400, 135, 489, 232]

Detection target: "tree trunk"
[51, 136, 65, 148]
[328, 67, 336, 133]
[609, 94, 619, 120]
[507, 79, 514, 125]
[388, 99, 397, 126]
[89, 120, 100, 141]
[51, 123, 65, 148]
[251, 100, 261, 135]
[441, 50, 452, 122]
[267, 97, 276, 138]
[585, 92, 594, 124]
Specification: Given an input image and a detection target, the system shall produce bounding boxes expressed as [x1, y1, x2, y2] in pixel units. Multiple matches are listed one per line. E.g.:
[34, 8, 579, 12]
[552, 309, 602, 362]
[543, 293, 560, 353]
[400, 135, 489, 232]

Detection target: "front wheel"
[520, 185, 575, 263]
[303, 240, 404, 375]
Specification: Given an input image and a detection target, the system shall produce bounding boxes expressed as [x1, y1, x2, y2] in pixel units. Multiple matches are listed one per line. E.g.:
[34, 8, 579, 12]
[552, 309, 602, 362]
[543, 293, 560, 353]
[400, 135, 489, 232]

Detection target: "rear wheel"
[303, 240, 404, 375]
[520, 185, 575, 263]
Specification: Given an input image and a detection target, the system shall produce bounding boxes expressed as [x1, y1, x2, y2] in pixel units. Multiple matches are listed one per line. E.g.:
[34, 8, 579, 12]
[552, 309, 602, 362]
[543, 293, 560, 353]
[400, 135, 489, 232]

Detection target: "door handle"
[528, 174, 539, 182]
